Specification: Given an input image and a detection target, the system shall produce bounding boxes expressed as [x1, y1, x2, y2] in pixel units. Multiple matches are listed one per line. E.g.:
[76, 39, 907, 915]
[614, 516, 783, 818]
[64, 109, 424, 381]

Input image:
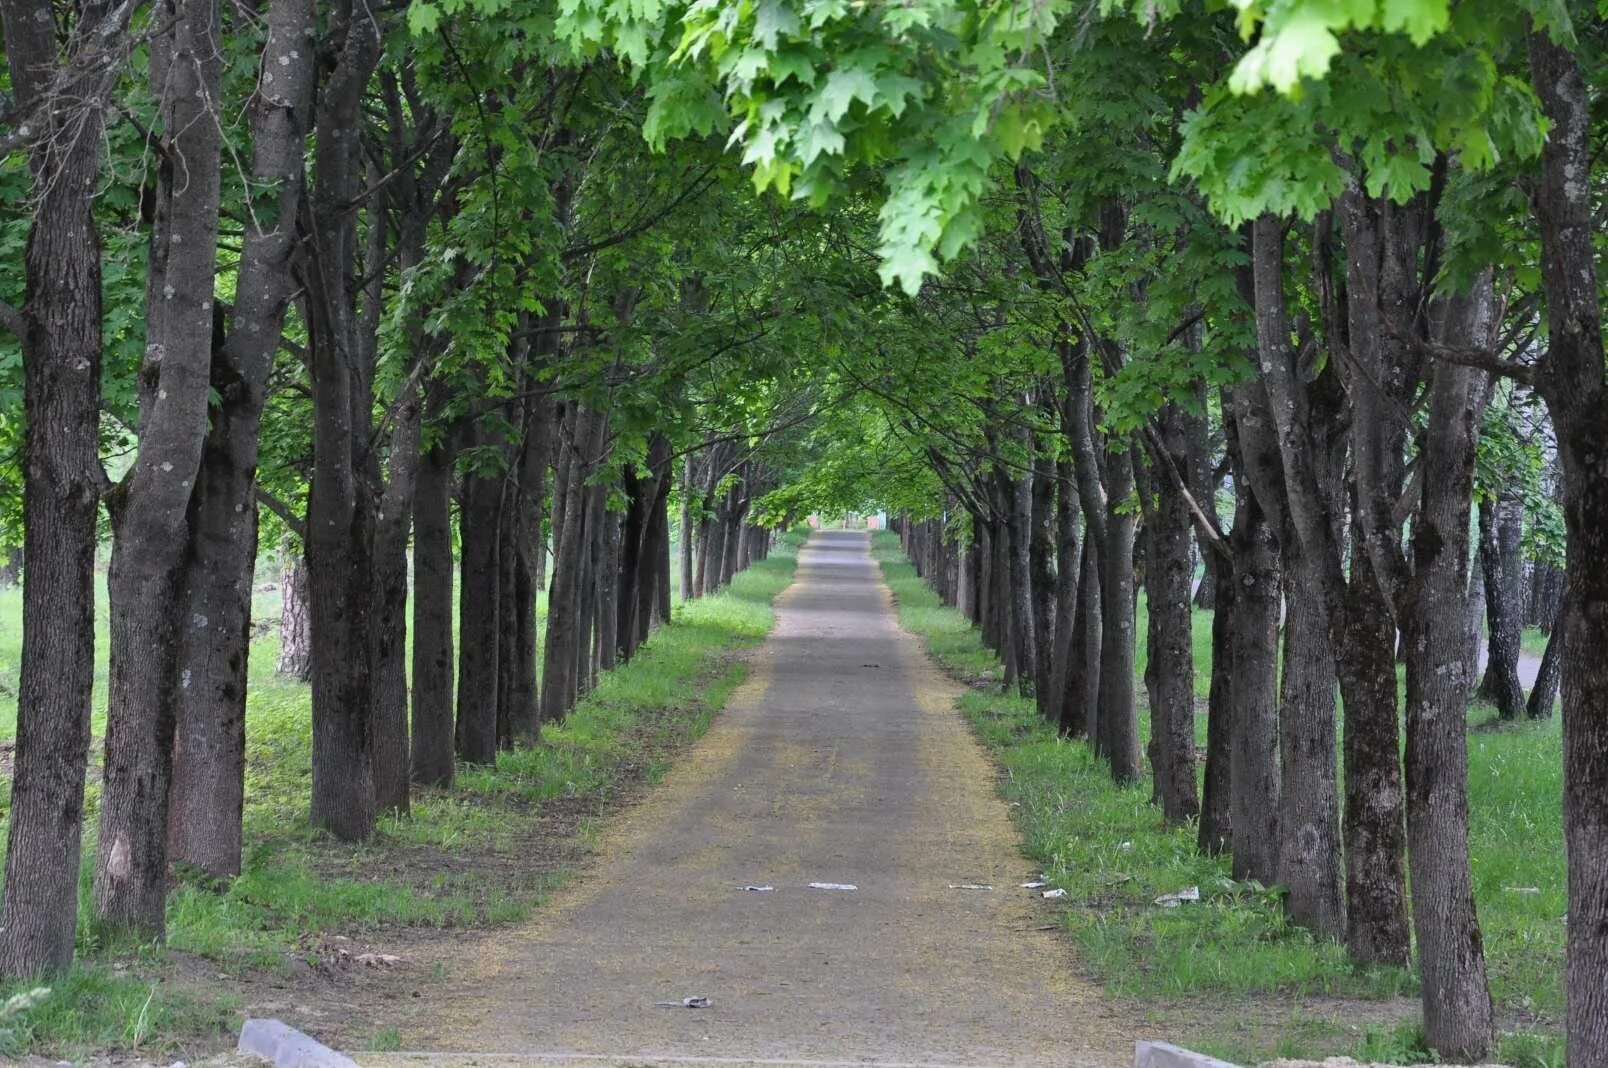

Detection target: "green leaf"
[1228, 10, 1341, 94]
[800, 121, 845, 166]
[810, 66, 880, 124]
[1380, 0, 1450, 45]
[877, 242, 937, 296]
[753, 1, 801, 50]
[407, 0, 441, 35]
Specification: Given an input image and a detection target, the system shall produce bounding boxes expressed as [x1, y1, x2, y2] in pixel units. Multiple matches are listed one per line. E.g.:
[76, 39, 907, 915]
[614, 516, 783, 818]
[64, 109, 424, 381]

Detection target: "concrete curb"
[238, 1018, 360, 1068]
[1135, 1041, 1241, 1068]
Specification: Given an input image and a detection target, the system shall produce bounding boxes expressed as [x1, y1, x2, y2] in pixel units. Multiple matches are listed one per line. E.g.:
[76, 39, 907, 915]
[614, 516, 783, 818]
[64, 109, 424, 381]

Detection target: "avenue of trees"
[1, 0, 1605, 1064]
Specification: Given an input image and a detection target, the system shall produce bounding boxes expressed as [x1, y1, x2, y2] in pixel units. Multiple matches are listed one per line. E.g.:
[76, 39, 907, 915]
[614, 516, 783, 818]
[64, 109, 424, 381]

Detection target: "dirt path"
[372, 531, 1136, 1067]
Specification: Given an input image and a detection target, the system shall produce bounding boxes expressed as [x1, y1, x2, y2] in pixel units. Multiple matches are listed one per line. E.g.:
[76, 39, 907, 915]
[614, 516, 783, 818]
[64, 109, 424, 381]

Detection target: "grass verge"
[0, 530, 804, 1060]
[871, 531, 1563, 1067]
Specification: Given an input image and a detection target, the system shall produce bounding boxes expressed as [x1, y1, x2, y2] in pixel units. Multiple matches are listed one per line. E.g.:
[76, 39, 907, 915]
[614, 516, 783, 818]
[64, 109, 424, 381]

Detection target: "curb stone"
[237, 1019, 359, 1068]
[1136, 1041, 1241, 1068]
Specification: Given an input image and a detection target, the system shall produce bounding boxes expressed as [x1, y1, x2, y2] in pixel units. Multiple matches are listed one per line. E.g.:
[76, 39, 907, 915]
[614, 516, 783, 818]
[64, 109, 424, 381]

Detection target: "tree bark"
[1142, 418, 1198, 823]
[411, 419, 456, 787]
[1464, 541, 1486, 687]
[1401, 289, 1496, 1060]
[1336, 561, 1411, 966]
[679, 454, 695, 602]
[1477, 498, 1526, 718]
[370, 383, 423, 813]
[0, 0, 116, 977]
[1046, 452, 1082, 730]
[1097, 444, 1140, 784]
[1528, 615, 1563, 720]
[1246, 214, 1408, 965]
[1029, 441, 1058, 715]
[456, 438, 503, 765]
[1276, 555, 1344, 938]
[1529, 562, 1564, 631]
[277, 546, 313, 680]
[630, 434, 672, 650]
[302, 8, 384, 842]
[1526, 30, 1608, 1065]
[1228, 477, 1281, 886]
[167, 0, 315, 879]
[1198, 543, 1234, 856]
[1074, 532, 1102, 742]
[95, 0, 224, 935]
[597, 505, 622, 672]
[508, 394, 550, 743]
[541, 407, 603, 723]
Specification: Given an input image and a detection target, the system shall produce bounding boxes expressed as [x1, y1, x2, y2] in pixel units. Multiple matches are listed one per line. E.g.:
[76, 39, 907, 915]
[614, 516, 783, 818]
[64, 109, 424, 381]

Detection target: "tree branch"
[256, 486, 307, 538]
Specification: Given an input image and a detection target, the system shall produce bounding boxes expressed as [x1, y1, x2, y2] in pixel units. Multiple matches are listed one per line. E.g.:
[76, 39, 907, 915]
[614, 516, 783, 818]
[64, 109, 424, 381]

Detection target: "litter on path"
[1041, 888, 1068, 900]
[740, 885, 775, 892]
[808, 882, 858, 891]
[1155, 886, 1201, 908]
[654, 997, 711, 1009]
[1020, 880, 1047, 889]
[947, 884, 993, 891]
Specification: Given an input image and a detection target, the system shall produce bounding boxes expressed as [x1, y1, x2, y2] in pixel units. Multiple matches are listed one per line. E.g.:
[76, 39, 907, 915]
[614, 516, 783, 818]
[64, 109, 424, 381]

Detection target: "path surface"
[378, 531, 1133, 1067]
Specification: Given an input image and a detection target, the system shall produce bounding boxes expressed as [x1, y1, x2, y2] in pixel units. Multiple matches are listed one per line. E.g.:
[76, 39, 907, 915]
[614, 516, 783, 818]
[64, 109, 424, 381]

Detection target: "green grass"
[0, 529, 804, 1058]
[872, 531, 1564, 1065]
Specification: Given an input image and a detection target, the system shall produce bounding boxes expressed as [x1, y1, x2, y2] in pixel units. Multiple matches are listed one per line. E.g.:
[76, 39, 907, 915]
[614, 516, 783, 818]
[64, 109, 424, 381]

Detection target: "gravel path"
[374, 531, 1136, 1067]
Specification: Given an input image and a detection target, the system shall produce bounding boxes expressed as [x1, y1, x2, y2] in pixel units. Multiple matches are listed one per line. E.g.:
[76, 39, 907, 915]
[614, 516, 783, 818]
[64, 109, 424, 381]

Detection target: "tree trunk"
[597, 506, 622, 672]
[0, 0, 117, 978]
[1477, 498, 1526, 718]
[411, 423, 456, 787]
[1097, 447, 1140, 784]
[1029, 444, 1057, 715]
[1228, 482, 1280, 886]
[370, 385, 422, 814]
[1246, 214, 1409, 966]
[578, 472, 607, 694]
[694, 504, 714, 598]
[456, 454, 502, 765]
[679, 455, 695, 602]
[1002, 461, 1036, 696]
[1529, 562, 1564, 632]
[167, 0, 314, 879]
[503, 393, 548, 745]
[1277, 553, 1344, 938]
[1526, 31, 1608, 1064]
[1336, 563, 1411, 967]
[1528, 615, 1563, 720]
[1143, 423, 1198, 823]
[302, 9, 384, 843]
[1198, 545, 1234, 856]
[1401, 292, 1496, 1060]
[495, 492, 518, 750]
[1074, 538, 1102, 742]
[95, 0, 224, 935]
[632, 435, 672, 648]
[541, 407, 602, 723]
[655, 477, 673, 626]
[1464, 541, 1486, 687]
[1046, 453, 1082, 730]
[618, 465, 648, 658]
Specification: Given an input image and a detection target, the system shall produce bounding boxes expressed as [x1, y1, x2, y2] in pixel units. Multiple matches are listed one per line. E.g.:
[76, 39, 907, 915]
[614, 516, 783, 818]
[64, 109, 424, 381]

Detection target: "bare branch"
[1410, 336, 1535, 385]
[256, 486, 307, 539]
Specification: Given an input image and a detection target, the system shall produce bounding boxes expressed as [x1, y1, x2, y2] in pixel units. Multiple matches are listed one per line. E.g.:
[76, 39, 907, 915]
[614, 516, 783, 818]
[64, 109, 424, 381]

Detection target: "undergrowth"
[0, 529, 803, 1059]
[871, 530, 1563, 1067]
